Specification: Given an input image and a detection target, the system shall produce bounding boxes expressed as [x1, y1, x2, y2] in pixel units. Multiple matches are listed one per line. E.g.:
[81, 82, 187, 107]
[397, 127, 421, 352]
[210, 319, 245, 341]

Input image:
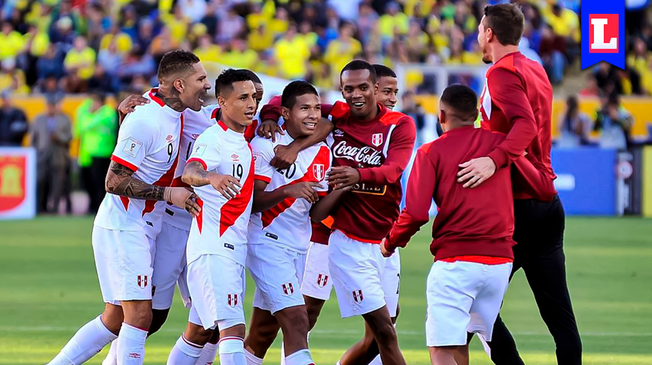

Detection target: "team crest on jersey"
[312, 164, 325, 181]
[227, 294, 238, 307]
[282, 283, 295, 295]
[352, 289, 364, 303]
[317, 274, 329, 288]
[371, 133, 383, 147]
[137, 275, 148, 289]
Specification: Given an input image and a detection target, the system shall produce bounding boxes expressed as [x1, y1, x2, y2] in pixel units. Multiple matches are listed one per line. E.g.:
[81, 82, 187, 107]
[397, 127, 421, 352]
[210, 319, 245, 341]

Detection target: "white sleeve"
[250, 137, 275, 183]
[111, 116, 156, 171]
[187, 129, 222, 171]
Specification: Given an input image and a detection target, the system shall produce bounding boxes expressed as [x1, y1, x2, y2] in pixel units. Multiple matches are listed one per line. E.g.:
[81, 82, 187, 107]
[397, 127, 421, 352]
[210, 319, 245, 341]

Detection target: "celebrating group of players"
[47, 3, 582, 365]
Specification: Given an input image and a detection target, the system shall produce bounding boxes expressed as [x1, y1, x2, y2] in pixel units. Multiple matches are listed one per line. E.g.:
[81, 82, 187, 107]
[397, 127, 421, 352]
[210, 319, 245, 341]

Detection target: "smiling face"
[253, 82, 264, 112]
[282, 93, 321, 138]
[219, 80, 257, 131]
[178, 62, 211, 112]
[341, 69, 378, 119]
[375, 76, 398, 110]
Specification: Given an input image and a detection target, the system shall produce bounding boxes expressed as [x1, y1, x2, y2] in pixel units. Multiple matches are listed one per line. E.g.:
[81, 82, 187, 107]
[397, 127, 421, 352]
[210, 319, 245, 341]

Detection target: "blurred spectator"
[401, 91, 426, 144]
[37, 45, 65, 85]
[0, 22, 24, 62]
[195, 34, 223, 63]
[0, 91, 28, 146]
[99, 23, 133, 56]
[0, 58, 30, 95]
[134, 18, 155, 53]
[594, 93, 634, 150]
[31, 95, 72, 214]
[150, 27, 176, 64]
[379, 2, 409, 41]
[557, 95, 592, 148]
[63, 36, 96, 93]
[97, 41, 123, 76]
[74, 91, 117, 214]
[116, 49, 156, 89]
[324, 22, 363, 84]
[274, 23, 311, 80]
[50, 17, 76, 52]
[216, 7, 244, 45]
[161, 4, 191, 46]
[223, 37, 259, 70]
[626, 37, 652, 95]
[538, 23, 566, 85]
[579, 73, 600, 97]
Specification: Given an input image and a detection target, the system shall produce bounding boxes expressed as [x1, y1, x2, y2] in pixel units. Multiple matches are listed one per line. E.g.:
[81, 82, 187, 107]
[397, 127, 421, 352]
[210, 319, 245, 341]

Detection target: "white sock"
[244, 349, 263, 365]
[369, 355, 382, 365]
[116, 323, 147, 365]
[218, 337, 246, 365]
[102, 340, 118, 365]
[167, 335, 203, 365]
[197, 342, 219, 365]
[48, 315, 117, 365]
[285, 349, 314, 365]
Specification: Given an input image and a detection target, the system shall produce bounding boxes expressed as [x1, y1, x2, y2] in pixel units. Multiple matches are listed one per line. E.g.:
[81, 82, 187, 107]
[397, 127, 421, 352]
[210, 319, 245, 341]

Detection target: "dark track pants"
[487, 195, 582, 365]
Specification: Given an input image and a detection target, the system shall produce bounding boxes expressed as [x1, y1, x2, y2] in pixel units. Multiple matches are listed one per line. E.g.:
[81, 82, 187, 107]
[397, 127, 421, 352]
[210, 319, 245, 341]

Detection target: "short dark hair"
[157, 49, 200, 80]
[239, 69, 262, 85]
[340, 60, 377, 83]
[440, 84, 478, 122]
[214, 68, 254, 98]
[483, 4, 525, 46]
[372, 64, 396, 79]
[282, 80, 319, 109]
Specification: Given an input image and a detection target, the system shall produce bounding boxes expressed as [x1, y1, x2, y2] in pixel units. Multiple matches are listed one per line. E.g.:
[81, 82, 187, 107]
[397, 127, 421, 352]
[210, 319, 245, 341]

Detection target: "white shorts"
[425, 260, 512, 347]
[152, 221, 190, 310]
[328, 230, 386, 318]
[248, 244, 306, 314]
[187, 254, 246, 331]
[382, 251, 401, 318]
[92, 225, 155, 304]
[301, 242, 333, 301]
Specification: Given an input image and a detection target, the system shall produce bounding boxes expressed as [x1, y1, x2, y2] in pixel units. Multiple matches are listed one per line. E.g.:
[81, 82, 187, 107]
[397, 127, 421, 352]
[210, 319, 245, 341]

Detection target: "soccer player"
[456, 4, 582, 364]
[381, 84, 554, 365]
[101, 70, 269, 365]
[243, 80, 329, 365]
[47, 49, 208, 365]
[166, 69, 257, 365]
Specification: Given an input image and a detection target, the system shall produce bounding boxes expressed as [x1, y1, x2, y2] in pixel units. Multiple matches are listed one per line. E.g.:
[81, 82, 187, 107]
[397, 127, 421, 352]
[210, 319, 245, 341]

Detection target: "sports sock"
[285, 349, 315, 365]
[116, 322, 147, 365]
[167, 335, 203, 365]
[101, 340, 118, 365]
[197, 342, 219, 365]
[368, 355, 382, 365]
[218, 337, 246, 365]
[244, 349, 263, 365]
[48, 315, 117, 365]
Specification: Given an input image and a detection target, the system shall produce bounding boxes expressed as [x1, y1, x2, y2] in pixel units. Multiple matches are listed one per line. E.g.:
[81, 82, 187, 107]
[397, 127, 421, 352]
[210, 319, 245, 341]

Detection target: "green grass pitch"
[1, 216, 651, 364]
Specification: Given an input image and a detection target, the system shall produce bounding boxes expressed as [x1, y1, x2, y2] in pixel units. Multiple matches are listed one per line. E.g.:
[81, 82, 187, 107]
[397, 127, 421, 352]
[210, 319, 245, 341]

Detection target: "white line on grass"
[2, 326, 651, 337]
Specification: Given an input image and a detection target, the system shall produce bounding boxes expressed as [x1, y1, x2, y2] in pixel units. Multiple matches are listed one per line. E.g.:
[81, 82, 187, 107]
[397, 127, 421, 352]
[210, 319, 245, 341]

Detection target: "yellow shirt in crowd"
[64, 47, 96, 80]
[274, 36, 311, 79]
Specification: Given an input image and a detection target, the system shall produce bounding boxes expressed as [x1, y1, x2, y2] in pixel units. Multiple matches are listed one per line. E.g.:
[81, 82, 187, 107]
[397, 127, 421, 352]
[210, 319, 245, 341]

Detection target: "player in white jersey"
[164, 69, 257, 365]
[47, 50, 209, 365]
[242, 81, 329, 365]
[107, 70, 275, 365]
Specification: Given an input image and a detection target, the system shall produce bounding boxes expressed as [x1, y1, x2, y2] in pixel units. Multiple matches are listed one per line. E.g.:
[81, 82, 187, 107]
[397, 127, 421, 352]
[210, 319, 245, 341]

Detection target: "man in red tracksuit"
[455, 4, 582, 365]
[381, 84, 554, 365]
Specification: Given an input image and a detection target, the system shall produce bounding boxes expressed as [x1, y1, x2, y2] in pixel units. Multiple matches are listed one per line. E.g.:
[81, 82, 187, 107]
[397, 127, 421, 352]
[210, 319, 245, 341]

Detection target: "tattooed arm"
[106, 161, 201, 215]
[105, 161, 166, 199]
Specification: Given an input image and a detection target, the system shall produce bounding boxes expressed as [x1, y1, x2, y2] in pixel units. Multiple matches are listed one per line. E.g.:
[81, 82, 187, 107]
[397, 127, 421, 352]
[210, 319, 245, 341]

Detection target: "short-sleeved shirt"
[186, 121, 254, 267]
[94, 89, 182, 239]
[247, 130, 331, 252]
[163, 104, 219, 230]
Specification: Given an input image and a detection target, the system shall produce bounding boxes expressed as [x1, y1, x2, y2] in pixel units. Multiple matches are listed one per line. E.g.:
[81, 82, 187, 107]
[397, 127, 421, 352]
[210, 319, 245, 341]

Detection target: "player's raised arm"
[270, 116, 333, 169]
[383, 144, 436, 255]
[117, 94, 150, 125]
[182, 160, 242, 200]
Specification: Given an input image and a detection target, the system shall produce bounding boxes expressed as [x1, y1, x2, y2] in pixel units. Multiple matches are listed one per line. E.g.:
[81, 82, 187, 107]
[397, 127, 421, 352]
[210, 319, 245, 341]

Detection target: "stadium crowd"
[0, 0, 586, 95]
